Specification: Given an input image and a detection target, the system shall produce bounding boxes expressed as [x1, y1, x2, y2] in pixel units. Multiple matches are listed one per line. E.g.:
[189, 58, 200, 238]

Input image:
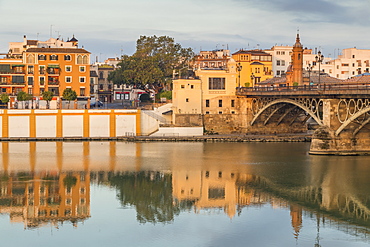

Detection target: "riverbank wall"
[0, 134, 312, 142]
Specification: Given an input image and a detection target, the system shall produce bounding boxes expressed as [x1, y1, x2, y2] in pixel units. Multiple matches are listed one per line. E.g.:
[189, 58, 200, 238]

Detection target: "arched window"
[27, 54, 35, 64]
[298, 54, 301, 60]
[82, 55, 88, 64]
[64, 55, 71, 61]
[77, 55, 83, 64]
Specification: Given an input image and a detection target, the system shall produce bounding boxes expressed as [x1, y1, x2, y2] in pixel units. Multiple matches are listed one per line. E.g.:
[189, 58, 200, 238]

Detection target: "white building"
[321, 48, 370, 79]
[265, 46, 332, 77]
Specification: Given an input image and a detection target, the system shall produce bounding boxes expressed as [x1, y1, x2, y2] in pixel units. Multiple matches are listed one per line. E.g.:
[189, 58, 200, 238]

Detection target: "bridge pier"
[310, 99, 370, 155]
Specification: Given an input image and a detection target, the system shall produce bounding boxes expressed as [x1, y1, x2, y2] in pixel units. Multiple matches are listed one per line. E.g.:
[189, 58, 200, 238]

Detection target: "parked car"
[91, 101, 103, 107]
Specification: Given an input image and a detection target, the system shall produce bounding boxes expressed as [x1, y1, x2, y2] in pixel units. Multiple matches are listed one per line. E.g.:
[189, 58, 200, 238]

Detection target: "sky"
[1, 0, 370, 61]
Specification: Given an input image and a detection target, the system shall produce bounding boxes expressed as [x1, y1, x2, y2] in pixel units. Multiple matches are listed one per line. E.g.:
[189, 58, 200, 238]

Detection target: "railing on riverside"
[237, 83, 370, 94]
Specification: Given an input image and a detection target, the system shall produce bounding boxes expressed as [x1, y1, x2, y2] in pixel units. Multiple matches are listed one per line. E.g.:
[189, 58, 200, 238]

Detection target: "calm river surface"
[0, 142, 369, 247]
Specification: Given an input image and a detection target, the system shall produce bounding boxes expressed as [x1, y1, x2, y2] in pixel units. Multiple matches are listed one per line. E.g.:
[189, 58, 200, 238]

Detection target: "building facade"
[231, 50, 273, 87]
[0, 36, 90, 109]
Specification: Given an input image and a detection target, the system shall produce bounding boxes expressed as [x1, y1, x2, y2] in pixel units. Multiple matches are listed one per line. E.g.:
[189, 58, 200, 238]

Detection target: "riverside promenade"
[0, 133, 311, 142]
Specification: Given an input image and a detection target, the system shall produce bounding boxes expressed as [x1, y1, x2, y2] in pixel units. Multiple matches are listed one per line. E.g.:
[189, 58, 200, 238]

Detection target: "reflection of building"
[0, 172, 90, 228]
[172, 170, 267, 218]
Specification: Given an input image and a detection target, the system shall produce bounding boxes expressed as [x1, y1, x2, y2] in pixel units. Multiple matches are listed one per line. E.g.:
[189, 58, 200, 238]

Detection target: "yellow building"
[232, 49, 273, 87]
[172, 55, 238, 125]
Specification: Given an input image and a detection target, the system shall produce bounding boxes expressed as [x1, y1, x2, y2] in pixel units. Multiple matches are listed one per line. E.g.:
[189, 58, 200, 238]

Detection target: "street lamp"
[315, 51, 324, 89]
[236, 62, 242, 87]
[250, 73, 255, 88]
[307, 63, 313, 86]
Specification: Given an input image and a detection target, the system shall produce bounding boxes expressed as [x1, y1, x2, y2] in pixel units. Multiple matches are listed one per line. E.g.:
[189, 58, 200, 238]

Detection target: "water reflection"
[0, 142, 369, 244]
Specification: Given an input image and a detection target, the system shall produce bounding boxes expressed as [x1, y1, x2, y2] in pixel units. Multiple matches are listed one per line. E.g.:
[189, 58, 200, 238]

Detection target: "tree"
[108, 35, 194, 94]
[0, 94, 9, 108]
[62, 88, 77, 109]
[42, 91, 54, 109]
[17, 91, 32, 109]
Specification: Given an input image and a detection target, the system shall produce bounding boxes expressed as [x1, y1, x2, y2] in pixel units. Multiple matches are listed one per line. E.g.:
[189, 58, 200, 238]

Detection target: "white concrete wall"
[2, 109, 159, 138]
[9, 114, 29, 137]
[116, 114, 136, 136]
[36, 115, 57, 137]
[141, 111, 159, 135]
[90, 115, 110, 137]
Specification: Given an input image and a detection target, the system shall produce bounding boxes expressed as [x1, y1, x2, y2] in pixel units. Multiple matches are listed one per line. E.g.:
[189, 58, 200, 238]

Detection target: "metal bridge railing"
[237, 83, 370, 94]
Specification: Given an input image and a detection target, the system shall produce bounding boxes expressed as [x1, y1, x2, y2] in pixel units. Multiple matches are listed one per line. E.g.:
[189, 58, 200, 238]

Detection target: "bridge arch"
[335, 107, 370, 136]
[250, 98, 324, 126]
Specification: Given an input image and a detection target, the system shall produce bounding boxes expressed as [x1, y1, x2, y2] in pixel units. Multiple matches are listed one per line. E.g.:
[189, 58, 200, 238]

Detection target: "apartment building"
[0, 35, 90, 108]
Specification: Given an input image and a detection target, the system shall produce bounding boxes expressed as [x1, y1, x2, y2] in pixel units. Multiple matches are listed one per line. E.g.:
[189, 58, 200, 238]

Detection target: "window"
[80, 88, 85, 96]
[79, 77, 85, 83]
[27, 77, 34, 85]
[276, 51, 280, 55]
[277, 70, 281, 76]
[64, 55, 71, 61]
[281, 51, 285, 55]
[186, 98, 189, 102]
[205, 111, 209, 114]
[77, 55, 83, 64]
[39, 76, 45, 86]
[205, 99, 209, 107]
[231, 99, 235, 107]
[40, 88, 45, 94]
[352, 55, 355, 58]
[208, 78, 225, 90]
[181, 85, 185, 89]
[219, 99, 222, 107]
[65, 66, 72, 72]
[50, 55, 58, 61]
[281, 60, 285, 66]
[276, 60, 281, 66]
[28, 88, 33, 94]
[66, 76, 72, 83]
[79, 66, 86, 72]
[39, 66, 45, 74]
[38, 55, 46, 61]
[27, 66, 34, 74]
[191, 85, 194, 89]
[27, 54, 35, 64]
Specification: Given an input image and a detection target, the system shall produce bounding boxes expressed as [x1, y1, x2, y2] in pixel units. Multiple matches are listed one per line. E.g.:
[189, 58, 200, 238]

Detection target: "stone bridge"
[237, 83, 370, 155]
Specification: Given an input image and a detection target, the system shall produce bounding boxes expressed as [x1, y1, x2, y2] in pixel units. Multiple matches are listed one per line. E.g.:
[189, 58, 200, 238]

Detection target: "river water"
[0, 141, 369, 247]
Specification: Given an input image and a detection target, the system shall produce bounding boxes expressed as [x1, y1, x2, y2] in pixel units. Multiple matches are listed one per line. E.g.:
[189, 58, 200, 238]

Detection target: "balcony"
[48, 80, 59, 86]
[47, 67, 60, 75]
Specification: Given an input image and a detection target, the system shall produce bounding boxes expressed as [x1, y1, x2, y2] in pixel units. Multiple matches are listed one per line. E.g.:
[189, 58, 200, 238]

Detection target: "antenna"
[50, 25, 54, 38]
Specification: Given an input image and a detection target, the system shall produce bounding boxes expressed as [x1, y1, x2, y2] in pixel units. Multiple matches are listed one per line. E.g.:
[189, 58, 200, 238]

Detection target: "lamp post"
[315, 51, 324, 89]
[307, 63, 313, 86]
[236, 62, 242, 87]
[250, 73, 255, 88]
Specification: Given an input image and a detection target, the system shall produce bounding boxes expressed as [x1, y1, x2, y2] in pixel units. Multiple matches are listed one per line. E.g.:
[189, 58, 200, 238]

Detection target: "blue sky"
[1, 0, 370, 61]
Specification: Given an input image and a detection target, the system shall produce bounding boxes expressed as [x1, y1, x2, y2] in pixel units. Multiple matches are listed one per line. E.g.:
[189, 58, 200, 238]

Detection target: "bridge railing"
[237, 83, 370, 94]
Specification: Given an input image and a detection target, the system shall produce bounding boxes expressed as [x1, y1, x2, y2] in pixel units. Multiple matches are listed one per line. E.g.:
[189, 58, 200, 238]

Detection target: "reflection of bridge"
[236, 84, 370, 155]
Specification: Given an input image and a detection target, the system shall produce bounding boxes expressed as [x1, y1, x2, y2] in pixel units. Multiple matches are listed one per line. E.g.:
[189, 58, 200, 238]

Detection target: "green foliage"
[62, 88, 77, 109]
[245, 82, 250, 87]
[42, 91, 54, 109]
[109, 35, 194, 93]
[109, 172, 182, 224]
[63, 174, 77, 189]
[293, 82, 299, 87]
[158, 91, 172, 100]
[0, 94, 9, 104]
[17, 91, 32, 108]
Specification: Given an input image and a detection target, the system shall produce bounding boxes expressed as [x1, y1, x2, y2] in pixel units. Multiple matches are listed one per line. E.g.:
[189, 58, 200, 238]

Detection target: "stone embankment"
[0, 134, 312, 142]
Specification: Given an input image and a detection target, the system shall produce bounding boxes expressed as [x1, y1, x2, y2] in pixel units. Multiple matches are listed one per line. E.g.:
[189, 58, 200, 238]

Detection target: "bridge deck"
[237, 83, 370, 98]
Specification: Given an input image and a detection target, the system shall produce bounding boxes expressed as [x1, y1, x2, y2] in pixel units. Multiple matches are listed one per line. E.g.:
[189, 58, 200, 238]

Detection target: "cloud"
[232, 0, 370, 25]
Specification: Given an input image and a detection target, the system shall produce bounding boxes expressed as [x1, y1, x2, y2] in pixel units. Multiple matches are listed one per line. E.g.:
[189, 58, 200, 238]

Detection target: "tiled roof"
[308, 75, 343, 84]
[259, 76, 287, 84]
[26, 48, 90, 53]
[343, 74, 370, 83]
[232, 49, 270, 56]
[27, 40, 38, 46]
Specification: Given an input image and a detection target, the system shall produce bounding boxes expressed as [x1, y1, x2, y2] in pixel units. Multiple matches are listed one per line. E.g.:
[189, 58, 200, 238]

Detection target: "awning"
[48, 65, 60, 68]
[12, 64, 25, 67]
[162, 110, 173, 115]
